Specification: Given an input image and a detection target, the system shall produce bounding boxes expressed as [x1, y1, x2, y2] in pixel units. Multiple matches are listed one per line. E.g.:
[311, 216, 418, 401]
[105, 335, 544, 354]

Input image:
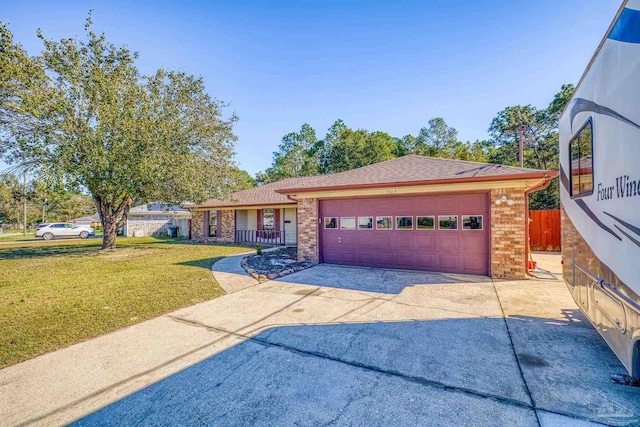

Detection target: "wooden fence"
[529, 209, 561, 251]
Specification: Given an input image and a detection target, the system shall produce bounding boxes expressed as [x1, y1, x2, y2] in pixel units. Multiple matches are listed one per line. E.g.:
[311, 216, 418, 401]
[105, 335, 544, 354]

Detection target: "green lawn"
[0, 237, 250, 368]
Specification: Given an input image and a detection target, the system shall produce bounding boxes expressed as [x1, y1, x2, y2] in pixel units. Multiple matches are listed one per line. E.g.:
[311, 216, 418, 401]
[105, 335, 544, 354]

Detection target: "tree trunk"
[102, 215, 119, 249]
[94, 195, 132, 250]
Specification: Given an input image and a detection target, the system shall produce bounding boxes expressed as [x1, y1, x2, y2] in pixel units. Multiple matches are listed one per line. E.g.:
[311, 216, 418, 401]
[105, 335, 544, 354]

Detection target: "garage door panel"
[393, 197, 414, 211]
[320, 194, 489, 275]
[459, 233, 486, 253]
[394, 252, 415, 268]
[460, 255, 488, 275]
[437, 196, 459, 211]
[356, 233, 375, 248]
[374, 199, 394, 213]
[437, 254, 459, 271]
[356, 199, 375, 212]
[392, 234, 414, 250]
[414, 253, 437, 270]
[415, 233, 437, 250]
[339, 250, 357, 263]
[373, 233, 393, 246]
[436, 235, 459, 253]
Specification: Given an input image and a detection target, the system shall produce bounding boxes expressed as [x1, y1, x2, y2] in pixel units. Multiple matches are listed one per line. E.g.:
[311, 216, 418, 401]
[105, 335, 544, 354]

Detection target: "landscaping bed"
[241, 246, 315, 282]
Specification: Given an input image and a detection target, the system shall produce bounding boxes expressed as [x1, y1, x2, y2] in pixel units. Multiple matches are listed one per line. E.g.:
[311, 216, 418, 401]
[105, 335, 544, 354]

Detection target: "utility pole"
[22, 169, 27, 236]
[42, 198, 47, 224]
[517, 125, 526, 168]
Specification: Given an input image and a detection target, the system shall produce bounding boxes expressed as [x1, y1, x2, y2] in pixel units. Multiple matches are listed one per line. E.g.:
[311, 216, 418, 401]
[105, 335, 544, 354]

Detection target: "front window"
[209, 210, 218, 237]
[570, 120, 593, 197]
[263, 208, 275, 230]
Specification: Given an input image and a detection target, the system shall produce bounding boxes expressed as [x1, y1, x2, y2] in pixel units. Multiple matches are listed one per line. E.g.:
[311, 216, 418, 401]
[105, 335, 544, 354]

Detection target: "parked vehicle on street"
[35, 222, 96, 240]
[559, 0, 640, 378]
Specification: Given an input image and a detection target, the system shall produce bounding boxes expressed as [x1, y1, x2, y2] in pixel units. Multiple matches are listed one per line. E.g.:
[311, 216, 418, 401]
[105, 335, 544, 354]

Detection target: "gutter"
[524, 178, 554, 278]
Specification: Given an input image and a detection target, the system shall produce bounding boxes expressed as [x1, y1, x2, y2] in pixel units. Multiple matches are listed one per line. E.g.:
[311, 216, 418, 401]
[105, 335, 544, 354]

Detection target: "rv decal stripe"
[570, 98, 640, 132]
[614, 225, 640, 249]
[560, 165, 570, 193]
[604, 211, 640, 238]
[575, 200, 622, 241]
[608, 7, 640, 44]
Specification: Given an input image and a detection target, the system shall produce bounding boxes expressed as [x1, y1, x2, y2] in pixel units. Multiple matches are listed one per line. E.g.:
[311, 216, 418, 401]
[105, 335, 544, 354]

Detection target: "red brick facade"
[190, 209, 235, 243]
[297, 198, 319, 262]
[490, 188, 527, 279]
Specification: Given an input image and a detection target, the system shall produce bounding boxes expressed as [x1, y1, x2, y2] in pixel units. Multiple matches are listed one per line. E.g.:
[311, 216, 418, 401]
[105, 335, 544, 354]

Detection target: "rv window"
[570, 120, 593, 197]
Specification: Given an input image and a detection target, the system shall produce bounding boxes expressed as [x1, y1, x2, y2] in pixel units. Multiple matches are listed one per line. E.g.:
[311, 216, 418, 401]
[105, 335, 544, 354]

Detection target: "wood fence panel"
[529, 210, 561, 251]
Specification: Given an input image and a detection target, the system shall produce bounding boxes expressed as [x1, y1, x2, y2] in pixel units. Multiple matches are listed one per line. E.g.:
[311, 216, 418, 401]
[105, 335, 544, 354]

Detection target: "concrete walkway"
[1, 253, 639, 426]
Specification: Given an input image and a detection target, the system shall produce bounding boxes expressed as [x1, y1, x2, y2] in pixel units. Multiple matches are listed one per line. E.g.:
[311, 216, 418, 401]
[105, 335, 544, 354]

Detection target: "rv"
[560, 0, 640, 378]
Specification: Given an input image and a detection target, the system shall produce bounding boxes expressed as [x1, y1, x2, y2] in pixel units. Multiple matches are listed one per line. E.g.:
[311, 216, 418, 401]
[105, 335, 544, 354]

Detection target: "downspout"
[524, 177, 553, 277]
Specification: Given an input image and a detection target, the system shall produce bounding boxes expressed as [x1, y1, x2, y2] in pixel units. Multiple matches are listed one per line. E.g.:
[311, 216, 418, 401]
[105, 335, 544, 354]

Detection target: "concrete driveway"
[2, 253, 639, 426]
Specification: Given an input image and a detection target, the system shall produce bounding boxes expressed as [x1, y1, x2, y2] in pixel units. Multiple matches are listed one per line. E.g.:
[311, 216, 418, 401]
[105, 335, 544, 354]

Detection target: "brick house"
[190, 155, 557, 279]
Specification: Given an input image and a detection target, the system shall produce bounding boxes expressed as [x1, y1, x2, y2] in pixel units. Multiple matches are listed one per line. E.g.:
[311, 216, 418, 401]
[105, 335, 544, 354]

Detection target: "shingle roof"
[196, 176, 323, 208]
[277, 155, 556, 193]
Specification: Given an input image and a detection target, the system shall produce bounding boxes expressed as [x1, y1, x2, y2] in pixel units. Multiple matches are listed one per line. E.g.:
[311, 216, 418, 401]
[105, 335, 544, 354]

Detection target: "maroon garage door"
[319, 193, 490, 275]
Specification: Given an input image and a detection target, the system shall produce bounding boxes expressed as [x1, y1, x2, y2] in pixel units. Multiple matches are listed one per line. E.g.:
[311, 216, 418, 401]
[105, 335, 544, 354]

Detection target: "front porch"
[190, 206, 297, 246]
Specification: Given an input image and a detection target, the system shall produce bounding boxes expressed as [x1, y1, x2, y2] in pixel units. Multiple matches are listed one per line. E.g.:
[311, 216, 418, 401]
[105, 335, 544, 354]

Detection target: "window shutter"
[257, 209, 263, 230]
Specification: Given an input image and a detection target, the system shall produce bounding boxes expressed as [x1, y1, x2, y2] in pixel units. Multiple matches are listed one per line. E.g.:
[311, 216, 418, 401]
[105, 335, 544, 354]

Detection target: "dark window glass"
[570, 120, 593, 197]
[358, 217, 373, 229]
[324, 217, 337, 229]
[438, 216, 458, 230]
[396, 216, 413, 230]
[462, 216, 483, 230]
[417, 216, 434, 230]
[376, 216, 393, 230]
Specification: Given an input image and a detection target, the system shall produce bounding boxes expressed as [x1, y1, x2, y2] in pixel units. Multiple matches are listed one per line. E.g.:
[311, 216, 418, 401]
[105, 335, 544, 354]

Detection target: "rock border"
[240, 250, 315, 283]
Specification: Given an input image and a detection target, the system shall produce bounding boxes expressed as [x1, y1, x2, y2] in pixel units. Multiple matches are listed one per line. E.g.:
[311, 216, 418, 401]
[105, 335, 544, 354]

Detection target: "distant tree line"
[256, 84, 575, 210]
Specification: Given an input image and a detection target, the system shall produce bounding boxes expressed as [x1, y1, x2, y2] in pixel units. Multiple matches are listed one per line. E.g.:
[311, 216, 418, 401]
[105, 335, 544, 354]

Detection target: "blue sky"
[1, 0, 621, 176]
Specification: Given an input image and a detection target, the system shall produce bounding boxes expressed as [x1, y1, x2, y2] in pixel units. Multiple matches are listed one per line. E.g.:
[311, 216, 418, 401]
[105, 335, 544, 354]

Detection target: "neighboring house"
[70, 213, 101, 227]
[190, 155, 558, 279]
[124, 203, 191, 238]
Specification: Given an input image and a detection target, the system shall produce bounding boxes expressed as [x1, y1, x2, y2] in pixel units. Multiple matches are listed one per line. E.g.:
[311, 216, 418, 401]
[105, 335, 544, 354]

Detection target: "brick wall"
[190, 209, 234, 242]
[191, 211, 205, 238]
[219, 209, 235, 242]
[297, 198, 318, 262]
[490, 188, 526, 279]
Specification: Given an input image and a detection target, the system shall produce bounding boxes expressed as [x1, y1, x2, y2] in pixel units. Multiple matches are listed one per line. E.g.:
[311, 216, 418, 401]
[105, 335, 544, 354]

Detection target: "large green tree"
[487, 84, 575, 209]
[323, 127, 397, 173]
[256, 124, 319, 184]
[0, 17, 237, 248]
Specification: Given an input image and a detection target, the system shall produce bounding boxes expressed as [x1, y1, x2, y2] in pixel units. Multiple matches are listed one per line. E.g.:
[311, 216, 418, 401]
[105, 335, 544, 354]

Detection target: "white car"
[35, 223, 96, 240]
